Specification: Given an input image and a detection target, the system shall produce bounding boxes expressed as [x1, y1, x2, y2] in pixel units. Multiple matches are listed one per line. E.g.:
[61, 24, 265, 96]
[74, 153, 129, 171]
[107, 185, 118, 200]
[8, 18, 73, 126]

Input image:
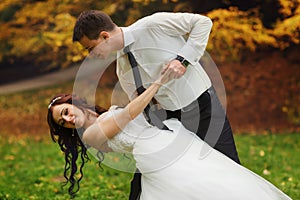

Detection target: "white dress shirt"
[117, 12, 213, 111]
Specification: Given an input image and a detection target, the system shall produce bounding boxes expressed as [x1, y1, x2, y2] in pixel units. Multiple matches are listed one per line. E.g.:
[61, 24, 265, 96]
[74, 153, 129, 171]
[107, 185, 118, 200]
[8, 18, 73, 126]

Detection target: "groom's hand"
[161, 59, 186, 79]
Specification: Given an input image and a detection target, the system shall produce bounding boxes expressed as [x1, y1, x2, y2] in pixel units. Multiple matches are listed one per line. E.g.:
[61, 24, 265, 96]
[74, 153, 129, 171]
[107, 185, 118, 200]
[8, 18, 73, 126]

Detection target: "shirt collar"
[121, 27, 135, 48]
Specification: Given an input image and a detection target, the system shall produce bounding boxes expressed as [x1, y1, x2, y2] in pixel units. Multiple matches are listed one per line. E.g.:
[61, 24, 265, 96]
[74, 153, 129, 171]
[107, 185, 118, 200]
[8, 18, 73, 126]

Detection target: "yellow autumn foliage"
[272, 0, 300, 49]
[0, 0, 20, 12]
[0, 0, 299, 69]
[278, 0, 300, 17]
[0, 0, 87, 69]
[207, 5, 299, 61]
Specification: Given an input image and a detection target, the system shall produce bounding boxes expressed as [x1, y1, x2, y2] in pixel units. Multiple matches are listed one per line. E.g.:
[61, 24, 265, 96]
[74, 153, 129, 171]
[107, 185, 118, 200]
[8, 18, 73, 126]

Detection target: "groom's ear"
[100, 31, 110, 40]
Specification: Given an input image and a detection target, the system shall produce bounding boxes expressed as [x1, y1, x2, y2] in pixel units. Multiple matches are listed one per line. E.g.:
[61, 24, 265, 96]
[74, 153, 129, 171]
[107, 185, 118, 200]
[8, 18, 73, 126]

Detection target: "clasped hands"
[156, 59, 187, 85]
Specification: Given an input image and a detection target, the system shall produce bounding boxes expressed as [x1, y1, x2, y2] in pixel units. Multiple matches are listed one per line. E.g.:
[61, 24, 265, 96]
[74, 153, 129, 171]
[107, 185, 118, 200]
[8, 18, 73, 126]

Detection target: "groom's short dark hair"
[73, 10, 116, 42]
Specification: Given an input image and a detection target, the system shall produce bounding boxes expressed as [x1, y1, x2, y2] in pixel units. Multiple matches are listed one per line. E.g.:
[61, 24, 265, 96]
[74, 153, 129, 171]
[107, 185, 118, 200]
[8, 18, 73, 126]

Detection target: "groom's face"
[79, 34, 111, 59]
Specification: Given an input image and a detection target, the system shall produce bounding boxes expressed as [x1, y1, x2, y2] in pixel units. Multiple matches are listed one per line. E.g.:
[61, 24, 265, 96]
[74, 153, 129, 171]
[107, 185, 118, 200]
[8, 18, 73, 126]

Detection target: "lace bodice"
[106, 106, 153, 153]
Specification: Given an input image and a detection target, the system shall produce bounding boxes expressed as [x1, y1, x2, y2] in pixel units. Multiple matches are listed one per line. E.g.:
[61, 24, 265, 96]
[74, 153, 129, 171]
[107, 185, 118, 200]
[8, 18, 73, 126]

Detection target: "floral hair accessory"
[48, 97, 62, 109]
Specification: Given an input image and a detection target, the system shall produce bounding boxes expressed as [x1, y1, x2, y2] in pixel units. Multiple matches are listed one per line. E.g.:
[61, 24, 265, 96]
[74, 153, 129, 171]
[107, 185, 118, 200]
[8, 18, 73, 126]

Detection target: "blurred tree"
[272, 0, 300, 49]
[206, 7, 278, 61]
[0, 0, 298, 71]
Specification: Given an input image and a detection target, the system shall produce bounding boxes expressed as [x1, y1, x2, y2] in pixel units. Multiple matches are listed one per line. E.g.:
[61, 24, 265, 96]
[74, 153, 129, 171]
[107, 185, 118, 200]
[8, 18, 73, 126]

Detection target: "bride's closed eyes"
[63, 108, 69, 116]
[58, 108, 69, 126]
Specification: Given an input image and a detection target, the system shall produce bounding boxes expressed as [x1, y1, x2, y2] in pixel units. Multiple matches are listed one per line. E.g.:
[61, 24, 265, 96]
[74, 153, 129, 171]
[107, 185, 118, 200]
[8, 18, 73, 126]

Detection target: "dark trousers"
[129, 87, 240, 200]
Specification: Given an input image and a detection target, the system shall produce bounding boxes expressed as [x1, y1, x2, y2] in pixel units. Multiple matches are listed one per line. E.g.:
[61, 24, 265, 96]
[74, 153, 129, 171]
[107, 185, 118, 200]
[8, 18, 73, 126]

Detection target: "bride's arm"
[82, 74, 170, 150]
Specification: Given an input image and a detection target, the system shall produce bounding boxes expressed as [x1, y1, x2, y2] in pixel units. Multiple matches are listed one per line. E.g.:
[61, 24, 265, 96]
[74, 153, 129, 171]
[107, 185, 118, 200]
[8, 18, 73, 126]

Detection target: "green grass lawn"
[235, 133, 300, 199]
[0, 133, 299, 200]
[0, 135, 132, 200]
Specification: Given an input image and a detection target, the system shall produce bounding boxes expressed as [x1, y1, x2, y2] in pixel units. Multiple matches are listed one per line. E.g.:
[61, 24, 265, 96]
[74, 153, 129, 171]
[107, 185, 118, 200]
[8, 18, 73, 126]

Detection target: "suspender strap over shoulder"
[123, 46, 170, 130]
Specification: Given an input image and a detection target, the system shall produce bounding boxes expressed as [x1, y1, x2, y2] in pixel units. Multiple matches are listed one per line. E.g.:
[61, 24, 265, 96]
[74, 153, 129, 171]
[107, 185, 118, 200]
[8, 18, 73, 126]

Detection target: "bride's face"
[52, 103, 86, 129]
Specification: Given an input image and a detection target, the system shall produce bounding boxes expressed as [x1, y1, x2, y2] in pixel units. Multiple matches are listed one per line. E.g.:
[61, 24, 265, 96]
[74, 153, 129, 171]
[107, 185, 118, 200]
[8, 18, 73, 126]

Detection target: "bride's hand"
[155, 69, 173, 85]
[155, 64, 176, 85]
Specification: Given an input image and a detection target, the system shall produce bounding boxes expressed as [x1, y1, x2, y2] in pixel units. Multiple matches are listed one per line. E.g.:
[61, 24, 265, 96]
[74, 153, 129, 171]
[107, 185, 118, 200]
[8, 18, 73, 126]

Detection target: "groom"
[72, 10, 240, 200]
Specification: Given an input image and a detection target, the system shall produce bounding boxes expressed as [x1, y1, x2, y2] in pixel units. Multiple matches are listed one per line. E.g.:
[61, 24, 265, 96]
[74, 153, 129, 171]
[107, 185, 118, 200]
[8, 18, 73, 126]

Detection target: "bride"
[47, 73, 291, 199]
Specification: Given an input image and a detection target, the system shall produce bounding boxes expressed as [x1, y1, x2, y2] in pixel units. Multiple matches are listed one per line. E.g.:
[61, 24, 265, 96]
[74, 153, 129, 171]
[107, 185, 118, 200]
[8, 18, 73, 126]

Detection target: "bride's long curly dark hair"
[47, 94, 107, 198]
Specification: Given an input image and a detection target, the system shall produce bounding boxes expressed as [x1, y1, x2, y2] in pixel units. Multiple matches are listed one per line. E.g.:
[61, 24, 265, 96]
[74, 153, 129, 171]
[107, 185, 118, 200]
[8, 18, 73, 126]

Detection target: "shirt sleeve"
[149, 12, 213, 65]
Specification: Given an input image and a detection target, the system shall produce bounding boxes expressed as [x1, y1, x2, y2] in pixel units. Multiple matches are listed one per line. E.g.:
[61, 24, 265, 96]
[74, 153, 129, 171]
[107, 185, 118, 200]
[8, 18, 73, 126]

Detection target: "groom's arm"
[150, 12, 213, 66]
[151, 12, 213, 78]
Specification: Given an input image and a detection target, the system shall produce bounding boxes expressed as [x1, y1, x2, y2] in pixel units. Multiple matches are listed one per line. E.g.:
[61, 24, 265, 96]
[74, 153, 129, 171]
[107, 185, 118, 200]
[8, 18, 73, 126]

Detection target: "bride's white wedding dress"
[106, 107, 291, 200]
